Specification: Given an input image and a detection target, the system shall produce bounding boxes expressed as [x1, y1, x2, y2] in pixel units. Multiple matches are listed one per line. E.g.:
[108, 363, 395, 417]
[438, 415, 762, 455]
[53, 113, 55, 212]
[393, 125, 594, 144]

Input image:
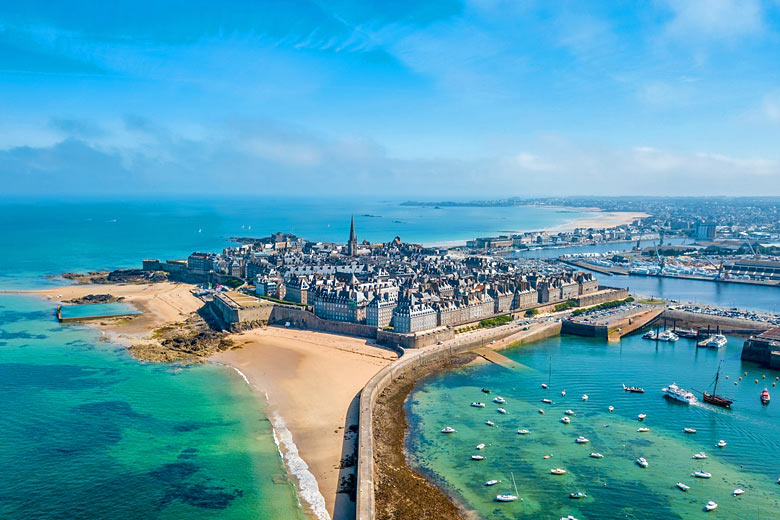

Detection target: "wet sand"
[212, 327, 398, 519]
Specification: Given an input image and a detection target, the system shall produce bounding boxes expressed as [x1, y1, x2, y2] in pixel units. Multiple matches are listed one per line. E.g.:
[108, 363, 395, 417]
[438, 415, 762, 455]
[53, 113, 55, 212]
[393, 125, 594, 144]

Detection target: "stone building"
[366, 292, 397, 328]
[393, 296, 437, 333]
[285, 276, 310, 305]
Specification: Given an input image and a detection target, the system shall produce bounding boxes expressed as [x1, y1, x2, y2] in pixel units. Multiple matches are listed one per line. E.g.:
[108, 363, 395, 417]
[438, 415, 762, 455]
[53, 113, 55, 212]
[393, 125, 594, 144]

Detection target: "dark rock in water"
[160, 483, 243, 510]
[177, 448, 199, 460]
[150, 461, 199, 483]
[65, 293, 123, 304]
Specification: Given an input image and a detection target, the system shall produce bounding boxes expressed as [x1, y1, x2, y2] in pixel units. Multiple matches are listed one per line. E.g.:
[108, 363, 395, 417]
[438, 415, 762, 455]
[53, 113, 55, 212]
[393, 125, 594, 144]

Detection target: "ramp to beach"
[473, 347, 531, 371]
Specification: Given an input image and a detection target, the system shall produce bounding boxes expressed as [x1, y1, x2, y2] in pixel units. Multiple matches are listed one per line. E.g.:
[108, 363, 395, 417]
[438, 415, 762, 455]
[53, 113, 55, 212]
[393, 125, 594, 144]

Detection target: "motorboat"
[623, 384, 645, 393]
[472, 455, 485, 460]
[485, 420, 495, 427]
[733, 489, 745, 496]
[471, 402, 486, 408]
[761, 388, 771, 405]
[542, 398, 553, 404]
[497, 407, 508, 414]
[561, 416, 571, 424]
[481, 388, 491, 394]
[590, 452, 603, 459]
[565, 409, 576, 416]
[717, 440, 727, 448]
[517, 429, 531, 435]
[637, 427, 650, 432]
[638, 413, 647, 421]
[569, 492, 587, 499]
[441, 426, 456, 433]
[539, 409, 545, 414]
[485, 479, 499, 486]
[684, 428, 697, 434]
[494, 396, 506, 404]
[694, 471, 712, 479]
[662, 383, 697, 404]
[608, 405, 614, 412]
[705, 501, 718, 512]
[541, 383, 548, 389]
[643, 330, 657, 340]
[674, 328, 698, 339]
[658, 330, 679, 342]
[476, 443, 485, 450]
[693, 452, 708, 460]
[550, 468, 567, 475]
[676, 482, 690, 491]
[575, 436, 589, 444]
[560, 517, 579, 520]
[698, 334, 727, 349]
[636, 457, 649, 468]
[581, 394, 589, 401]
[561, 390, 567, 396]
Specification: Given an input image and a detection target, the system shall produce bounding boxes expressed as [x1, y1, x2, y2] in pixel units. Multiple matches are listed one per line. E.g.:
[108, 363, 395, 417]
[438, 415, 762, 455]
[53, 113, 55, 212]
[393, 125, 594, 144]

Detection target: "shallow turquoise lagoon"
[406, 332, 780, 519]
[58, 301, 141, 319]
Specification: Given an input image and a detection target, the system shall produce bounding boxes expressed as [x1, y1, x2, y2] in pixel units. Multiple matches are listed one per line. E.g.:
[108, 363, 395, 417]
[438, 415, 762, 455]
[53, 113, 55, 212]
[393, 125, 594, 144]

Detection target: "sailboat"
[496, 471, 520, 502]
[701, 360, 734, 408]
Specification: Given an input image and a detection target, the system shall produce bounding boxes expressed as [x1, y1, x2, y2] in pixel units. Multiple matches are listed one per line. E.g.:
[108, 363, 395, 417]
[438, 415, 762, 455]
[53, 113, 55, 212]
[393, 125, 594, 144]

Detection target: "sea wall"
[356, 320, 562, 520]
[267, 305, 378, 339]
[660, 309, 769, 335]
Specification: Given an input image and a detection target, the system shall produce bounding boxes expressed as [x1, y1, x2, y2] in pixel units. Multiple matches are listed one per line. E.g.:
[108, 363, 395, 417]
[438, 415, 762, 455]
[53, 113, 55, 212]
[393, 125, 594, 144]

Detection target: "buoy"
[755, 379, 759, 383]
[744, 372, 748, 376]
[776, 376, 779, 381]
[725, 375, 729, 379]
[738, 377, 742, 381]
[773, 382, 777, 387]
[734, 382, 738, 385]
[763, 375, 766, 379]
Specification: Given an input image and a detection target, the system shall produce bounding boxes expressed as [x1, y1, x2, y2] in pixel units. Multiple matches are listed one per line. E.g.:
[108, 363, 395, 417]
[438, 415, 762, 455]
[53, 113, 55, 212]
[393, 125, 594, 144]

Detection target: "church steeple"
[348, 216, 358, 256]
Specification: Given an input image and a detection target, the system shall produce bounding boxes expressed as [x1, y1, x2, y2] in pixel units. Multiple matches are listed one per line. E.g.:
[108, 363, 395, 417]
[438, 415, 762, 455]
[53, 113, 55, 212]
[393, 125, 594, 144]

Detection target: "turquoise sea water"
[406, 333, 780, 519]
[0, 294, 304, 519]
[59, 302, 141, 319]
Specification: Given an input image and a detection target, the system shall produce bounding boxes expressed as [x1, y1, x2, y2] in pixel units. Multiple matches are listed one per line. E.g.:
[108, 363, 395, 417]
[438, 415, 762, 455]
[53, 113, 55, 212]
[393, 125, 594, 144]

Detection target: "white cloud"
[659, 0, 765, 40]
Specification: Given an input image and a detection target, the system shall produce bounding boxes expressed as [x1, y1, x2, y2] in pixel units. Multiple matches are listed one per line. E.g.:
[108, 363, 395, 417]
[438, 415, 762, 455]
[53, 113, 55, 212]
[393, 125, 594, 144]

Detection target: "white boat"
[441, 426, 456, 433]
[565, 409, 576, 416]
[472, 455, 485, 460]
[560, 517, 579, 520]
[575, 436, 589, 444]
[542, 398, 553, 404]
[497, 407, 508, 414]
[636, 457, 649, 468]
[476, 443, 485, 450]
[699, 334, 727, 349]
[471, 402, 486, 408]
[582, 394, 589, 401]
[733, 489, 745, 496]
[561, 390, 567, 396]
[705, 500, 718, 512]
[662, 383, 697, 404]
[637, 427, 650, 432]
[538, 409, 545, 414]
[638, 413, 647, 421]
[717, 440, 727, 448]
[693, 452, 708, 459]
[590, 452, 603, 458]
[485, 479, 500, 486]
[485, 420, 495, 427]
[517, 429, 531, 435]
[494, 396, 506, 404]
[541, 383, 548, 389]
[643, 330, 657, 340]
[684, 427, 697, 434]
[569, 492, 587, 499]
[694, 471, 712, 479]
[676, 482, 690, 491]
[658, 330, 679, 342]
[608, 405, 614, 412]
[496, 472, 520, 502]
[561, 416, 571, 424]
[551, 468, 567, 475]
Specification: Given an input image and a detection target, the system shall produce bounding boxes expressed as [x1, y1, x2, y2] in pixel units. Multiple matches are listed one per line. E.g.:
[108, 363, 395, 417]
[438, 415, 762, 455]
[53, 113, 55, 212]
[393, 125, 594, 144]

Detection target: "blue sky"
[1, 0, 780, 197]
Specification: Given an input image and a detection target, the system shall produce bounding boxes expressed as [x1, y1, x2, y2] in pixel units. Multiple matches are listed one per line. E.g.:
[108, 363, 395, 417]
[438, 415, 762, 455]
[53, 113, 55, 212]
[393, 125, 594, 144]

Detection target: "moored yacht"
[637, 427, 650, 432]
[569, 492, 587, 499]
[637, 413, 647, 421]
[717, 440, 727, 448]
[636, 457, 649, 468]
[590, 452, 603, 458]
[561, 416, 571, 424]
[564, 409, 575, 415]
[485, 479, 499, 486]
[561, 389, 566, 396]
[694, 471, 712, 478]
[581, 394, 589, 401]
[471, 455, 485, 460]
[658, 330, 679, 342]
[485, 420, 495, 427]
[542, 398, 553, 404]
[497, 407, 508, 414]
[662, 383, 697, 404]
[550, 468, 567, 475]
[575, 436, 589, 444]
[676, 482, 690, 491]
[539, 409, 545, 414]
[476, 443, 485, 450]
[471, 401, 486, 408]
[733, 489, 745, 496]
[517, 429, 530, 435]
[705, 500, 718, 511]
[441, 426, 456, 433]
[494, 396, 506, 404]
[643, 330, 657, 340]
[623, 384, 645, 393]
[684, 428, 697, 434]
[698, 334, 727, 349]
[692, 452, 708, 459]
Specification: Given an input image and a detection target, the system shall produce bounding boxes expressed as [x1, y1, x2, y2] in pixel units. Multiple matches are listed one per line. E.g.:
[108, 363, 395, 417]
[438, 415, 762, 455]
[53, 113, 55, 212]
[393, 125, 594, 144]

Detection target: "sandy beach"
[30, 282, 202, 340]
[212, 327, 397, 519]
[548, 210, 649, 232]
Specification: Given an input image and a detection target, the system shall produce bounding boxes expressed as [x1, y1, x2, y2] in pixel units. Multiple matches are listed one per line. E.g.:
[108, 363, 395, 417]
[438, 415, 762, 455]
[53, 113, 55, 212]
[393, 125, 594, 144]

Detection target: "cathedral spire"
[348, 216, 358, 256]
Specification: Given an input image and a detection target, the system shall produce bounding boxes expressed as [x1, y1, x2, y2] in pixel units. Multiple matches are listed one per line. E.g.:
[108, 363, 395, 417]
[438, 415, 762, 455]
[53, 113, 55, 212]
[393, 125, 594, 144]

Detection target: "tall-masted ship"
[701, 360, 733, 408]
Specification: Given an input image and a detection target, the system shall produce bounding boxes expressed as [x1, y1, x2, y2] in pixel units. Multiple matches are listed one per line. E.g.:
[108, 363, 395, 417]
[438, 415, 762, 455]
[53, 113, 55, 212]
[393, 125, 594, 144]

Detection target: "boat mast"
[713, 359, 723, 394]
[511, 471, 518, 497]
